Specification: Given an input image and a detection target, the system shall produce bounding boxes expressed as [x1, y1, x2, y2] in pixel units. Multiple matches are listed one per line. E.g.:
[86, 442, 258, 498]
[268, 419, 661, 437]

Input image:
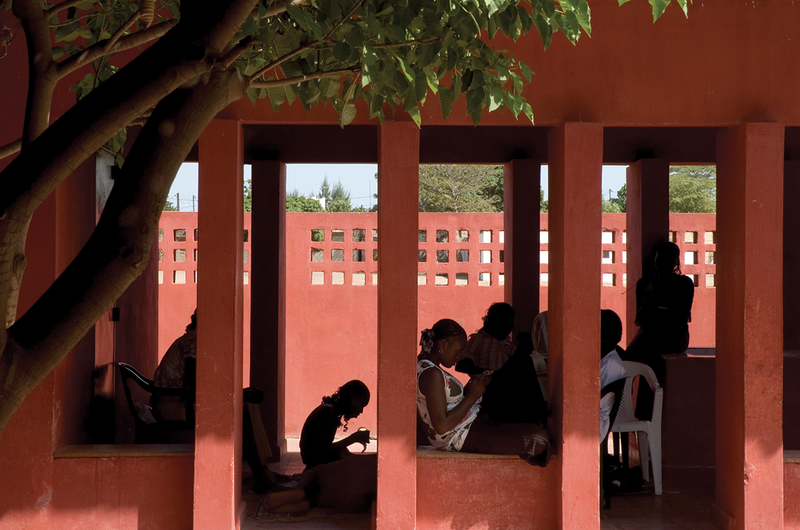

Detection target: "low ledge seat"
[416, 445, 559, 529]
[55, 444, 193, 459]
[417, 444, 559, 462]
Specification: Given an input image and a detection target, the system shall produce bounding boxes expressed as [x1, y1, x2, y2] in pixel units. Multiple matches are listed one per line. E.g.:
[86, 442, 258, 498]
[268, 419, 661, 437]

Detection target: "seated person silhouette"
[152, 309, 286, 493]
[266, 380, 376, 514]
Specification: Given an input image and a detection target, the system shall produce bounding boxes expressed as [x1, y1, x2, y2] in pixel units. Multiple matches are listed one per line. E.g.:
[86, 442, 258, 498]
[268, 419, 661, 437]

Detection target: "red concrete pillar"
[547, 123, 603, 529]
[625, 159, 670, 344]
[784, 161, 800, 352]
[504, 159, 542, 331]
[714, 124, 784, 530]
[376, 121, 419, 530]
[196, 119, 245, 529]
[250, 160, 287, 461]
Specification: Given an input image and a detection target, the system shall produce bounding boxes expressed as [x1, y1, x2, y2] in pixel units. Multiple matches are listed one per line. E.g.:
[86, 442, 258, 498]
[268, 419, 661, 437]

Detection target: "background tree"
[610, 183, 626, 212]
[419, 164, 504, 212]
[163, 199, 178, 212]
[669, 165, 716, 213]
[0, 0, 686, 433]
[540, 187, 548, 212]
[287, 196, 325, 212]
[244, 179, 253, 212]
[326, 180, 352, 212]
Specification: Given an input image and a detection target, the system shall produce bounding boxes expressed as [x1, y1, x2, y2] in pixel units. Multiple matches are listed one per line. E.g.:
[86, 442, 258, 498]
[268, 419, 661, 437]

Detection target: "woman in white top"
[416, 319, 550, 466]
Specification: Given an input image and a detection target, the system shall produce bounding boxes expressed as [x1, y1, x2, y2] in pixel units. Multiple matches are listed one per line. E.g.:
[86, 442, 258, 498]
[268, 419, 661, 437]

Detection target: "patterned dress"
[416, 359, 481, 451]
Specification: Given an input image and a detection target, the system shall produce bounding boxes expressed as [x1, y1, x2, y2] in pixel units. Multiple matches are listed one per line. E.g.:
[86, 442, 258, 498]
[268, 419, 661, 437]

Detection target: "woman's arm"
[419, 368, 489, 435]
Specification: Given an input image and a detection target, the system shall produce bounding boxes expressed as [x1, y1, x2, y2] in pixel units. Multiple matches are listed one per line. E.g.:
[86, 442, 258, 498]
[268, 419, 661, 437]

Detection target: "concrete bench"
[416, 445, 558, 530]
[52, 444, 194, 529]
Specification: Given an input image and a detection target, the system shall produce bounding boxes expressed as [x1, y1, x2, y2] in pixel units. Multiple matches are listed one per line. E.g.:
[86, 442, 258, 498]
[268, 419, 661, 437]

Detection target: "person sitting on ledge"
[455, 302, 517, 374]
[417, 318, 550, 466]
[299, 380, 372, 468]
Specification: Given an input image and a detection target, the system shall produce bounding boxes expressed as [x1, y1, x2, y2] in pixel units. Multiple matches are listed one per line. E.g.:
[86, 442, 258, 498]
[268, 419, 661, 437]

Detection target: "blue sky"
[167, 163, 628, 211]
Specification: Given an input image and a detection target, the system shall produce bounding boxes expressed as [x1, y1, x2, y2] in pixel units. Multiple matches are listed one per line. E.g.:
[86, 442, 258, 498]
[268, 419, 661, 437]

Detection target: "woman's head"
[652, 241, 681, 277]
[482, 302, 515, 339]
[419, 319, 467, 367]
[322, 380, 370, 426]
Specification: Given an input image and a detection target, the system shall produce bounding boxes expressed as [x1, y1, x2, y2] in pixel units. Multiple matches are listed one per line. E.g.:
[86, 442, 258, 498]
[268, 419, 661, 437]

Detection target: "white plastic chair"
[610, 361, 663, 495]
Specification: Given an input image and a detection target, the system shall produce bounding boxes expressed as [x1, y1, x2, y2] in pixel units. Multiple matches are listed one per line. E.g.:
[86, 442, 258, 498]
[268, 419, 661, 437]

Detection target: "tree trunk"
[0, 67, 249, 433]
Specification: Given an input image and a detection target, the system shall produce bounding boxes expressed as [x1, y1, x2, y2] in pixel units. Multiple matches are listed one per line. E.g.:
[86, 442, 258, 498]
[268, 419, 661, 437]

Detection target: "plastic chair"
[601, 377, 626, 509]
[610, 361, 663, 495]
[117, 362, 193, 443]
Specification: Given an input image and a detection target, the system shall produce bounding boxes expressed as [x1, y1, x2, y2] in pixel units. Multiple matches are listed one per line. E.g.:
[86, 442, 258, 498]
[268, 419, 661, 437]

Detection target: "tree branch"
[250, 67, 360, 89]
[57, 18, 177, 78]
[0, 140, 22, 160]
[13, 0, 58, 145]
[263, 0, 308, 18]
[372, 36, 440, 49]
[221, 35, 258, 69]
[46, 0, 87, 14]
[322, 0, 365, 43]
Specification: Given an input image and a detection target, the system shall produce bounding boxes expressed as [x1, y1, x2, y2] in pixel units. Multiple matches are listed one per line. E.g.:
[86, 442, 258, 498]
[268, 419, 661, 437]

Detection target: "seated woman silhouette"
[417, 318, 550, 466]
[267, 380, 375, 514]
[456, 303, 548, 426]
[625, 240, 694, 418]
[300, 380, 372, 468]
[152, 310, 284, 492]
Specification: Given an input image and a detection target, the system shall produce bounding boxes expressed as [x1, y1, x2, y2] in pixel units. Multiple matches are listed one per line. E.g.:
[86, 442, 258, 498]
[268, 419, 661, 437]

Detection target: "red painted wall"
[157, 211, 718, 436]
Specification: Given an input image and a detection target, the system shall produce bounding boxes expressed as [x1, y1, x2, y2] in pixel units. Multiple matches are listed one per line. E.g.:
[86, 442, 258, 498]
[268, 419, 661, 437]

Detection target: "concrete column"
[504, 159, 542, 331]
[625, 159, 670, 344]
[375, 121, 419, 530]
[547, 123, 603, 529]
[250, 160, 286, 461]
[196, 119, 245, 529]
[714, 123, 784, 530]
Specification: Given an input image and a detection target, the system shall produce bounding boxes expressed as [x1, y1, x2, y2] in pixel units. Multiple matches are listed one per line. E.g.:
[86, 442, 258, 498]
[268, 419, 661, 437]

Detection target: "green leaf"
[439, 85, 454, 120]
[406, 105, 422, 127]
[334, 41, 351, 62]
[534, 13, 553, 48]
[522, 101, 534, 124]
[286, 4, 324, 40]
[337, 102, 357, 128]
[519, 60, 533, 83]
[267, 86, 287, 112]
[488, 82, 503, 111]
[414, 70, 428, 103]
[510, 71, 523, 94]
[368, 93, 384, 119]
[246, 87, 259, 105]
[424, 69, 439, 94]
[115, 154, 125, 168]
[396, 57, 416, 84]
[649, 0, 671, 22]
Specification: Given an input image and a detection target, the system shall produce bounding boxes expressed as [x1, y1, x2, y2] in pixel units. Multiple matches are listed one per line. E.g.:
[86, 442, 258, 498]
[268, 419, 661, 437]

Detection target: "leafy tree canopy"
[669, 165, 716, 213]
[287, 195, 325, 212]
[419, 164, 503, 212]
[163, 199, 178, 211]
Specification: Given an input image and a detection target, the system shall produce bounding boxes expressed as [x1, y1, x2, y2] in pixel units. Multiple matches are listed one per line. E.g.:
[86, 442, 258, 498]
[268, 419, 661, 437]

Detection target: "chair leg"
[648, 429, 662, 495]
[638, 432, 650, 483]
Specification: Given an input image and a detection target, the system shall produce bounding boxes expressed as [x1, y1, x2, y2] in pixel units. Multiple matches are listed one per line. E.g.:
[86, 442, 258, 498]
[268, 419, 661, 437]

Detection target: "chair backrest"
[601, 377, 626, 437]
[614, 361, 661, 425]
[118, 362, 153, 429]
